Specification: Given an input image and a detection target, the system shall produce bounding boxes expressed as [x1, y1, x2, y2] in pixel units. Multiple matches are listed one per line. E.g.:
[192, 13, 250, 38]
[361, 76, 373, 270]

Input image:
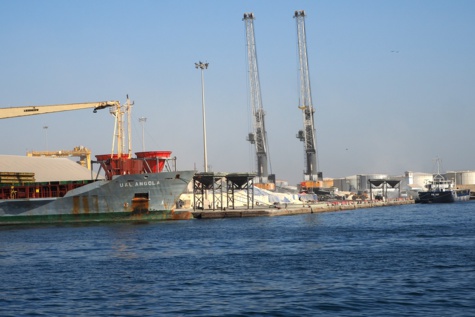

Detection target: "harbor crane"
[243, 12, 272, 185]
[294, 10, 320, 183]
[27, 146, 92, 170]
[0, 99, 133, 167]
[0, 101, 119, 120]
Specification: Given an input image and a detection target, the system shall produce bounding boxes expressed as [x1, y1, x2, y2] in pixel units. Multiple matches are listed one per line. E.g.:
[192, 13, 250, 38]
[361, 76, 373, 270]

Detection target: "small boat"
[417, 159, 470, 203]
[417, 175, 470, 203]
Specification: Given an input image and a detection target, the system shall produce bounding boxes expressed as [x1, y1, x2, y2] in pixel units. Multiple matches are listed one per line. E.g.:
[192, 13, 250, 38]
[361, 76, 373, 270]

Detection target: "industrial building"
[332, 170, 475, 200]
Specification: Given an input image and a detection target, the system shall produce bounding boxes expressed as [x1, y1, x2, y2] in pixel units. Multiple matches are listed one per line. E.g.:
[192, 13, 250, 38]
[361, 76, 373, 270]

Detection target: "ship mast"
[243, 12, 271, 183]
[294, 10, 319, 181]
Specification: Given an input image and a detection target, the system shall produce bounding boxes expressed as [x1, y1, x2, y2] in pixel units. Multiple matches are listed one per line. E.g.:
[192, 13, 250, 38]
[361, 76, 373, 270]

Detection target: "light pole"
[195, 61, 209, 172]
[43, 125, 48, 150]
[139, 117, 147, 151]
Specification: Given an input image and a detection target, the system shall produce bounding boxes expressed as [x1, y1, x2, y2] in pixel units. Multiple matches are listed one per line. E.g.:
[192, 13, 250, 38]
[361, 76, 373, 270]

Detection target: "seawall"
[192, 199, 414, 219]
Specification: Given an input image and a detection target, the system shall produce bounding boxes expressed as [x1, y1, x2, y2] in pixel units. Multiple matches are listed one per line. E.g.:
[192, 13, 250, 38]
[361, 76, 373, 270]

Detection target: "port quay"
[185, 172, 415, 219]
[191, 199, 415, 219]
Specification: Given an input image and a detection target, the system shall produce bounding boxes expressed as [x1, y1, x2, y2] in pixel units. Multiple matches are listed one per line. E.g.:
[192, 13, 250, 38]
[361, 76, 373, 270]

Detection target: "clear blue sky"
[1, 0, 474, 185]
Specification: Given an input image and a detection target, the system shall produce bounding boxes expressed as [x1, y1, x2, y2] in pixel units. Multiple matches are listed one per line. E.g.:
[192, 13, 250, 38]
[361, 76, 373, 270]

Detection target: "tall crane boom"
[0, 101, 120, 119]
[243, 12, 270, 183]
[0, 99, 133, 158]
[294, 10, 319, 181]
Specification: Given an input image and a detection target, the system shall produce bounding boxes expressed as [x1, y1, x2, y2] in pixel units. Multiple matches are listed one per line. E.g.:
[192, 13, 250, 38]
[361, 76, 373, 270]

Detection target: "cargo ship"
[0, 97, 195, 225]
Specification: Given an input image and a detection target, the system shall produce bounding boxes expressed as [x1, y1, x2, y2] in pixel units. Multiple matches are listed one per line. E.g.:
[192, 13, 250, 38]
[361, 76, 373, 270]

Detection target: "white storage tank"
[460, 171, 475, 185]
[332, 178, 346, 191]
[445, 171, 475, 185]
[405, 171, 432, 189]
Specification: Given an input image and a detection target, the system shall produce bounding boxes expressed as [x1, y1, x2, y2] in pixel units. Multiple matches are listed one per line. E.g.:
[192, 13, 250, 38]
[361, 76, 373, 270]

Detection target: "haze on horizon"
[1, 0, 474, 186]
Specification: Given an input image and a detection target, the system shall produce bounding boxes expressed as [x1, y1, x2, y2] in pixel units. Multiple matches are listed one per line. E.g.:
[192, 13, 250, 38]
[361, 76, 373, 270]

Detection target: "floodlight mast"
[294, 10, 319, 181]
[243, 12, 270, 183]
[195, 61, 209, 173]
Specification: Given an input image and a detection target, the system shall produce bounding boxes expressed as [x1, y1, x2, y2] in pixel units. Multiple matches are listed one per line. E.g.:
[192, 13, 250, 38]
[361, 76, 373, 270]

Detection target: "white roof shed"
[0, 155, 93, 182]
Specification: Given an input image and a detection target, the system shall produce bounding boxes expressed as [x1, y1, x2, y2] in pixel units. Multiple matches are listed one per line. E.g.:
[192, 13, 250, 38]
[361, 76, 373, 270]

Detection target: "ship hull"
[417, 189, 471, 204]
[0, 170, 195, 225]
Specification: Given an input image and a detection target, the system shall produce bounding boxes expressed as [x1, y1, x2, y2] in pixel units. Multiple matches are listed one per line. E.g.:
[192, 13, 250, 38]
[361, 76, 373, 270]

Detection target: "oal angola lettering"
[119, 181, 160, 188]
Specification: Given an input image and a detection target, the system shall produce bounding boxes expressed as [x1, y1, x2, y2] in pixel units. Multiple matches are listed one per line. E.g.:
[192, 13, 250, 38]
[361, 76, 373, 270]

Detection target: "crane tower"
[243, 12, 271, 184]
[294, 10, 320, 182]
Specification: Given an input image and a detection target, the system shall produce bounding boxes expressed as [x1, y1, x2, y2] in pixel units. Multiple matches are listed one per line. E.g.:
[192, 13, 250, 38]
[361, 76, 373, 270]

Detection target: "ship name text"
[119, 181, 160, 188]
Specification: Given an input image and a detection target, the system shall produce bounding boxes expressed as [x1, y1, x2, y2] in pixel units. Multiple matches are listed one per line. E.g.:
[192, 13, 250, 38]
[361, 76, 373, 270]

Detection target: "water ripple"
[1, 203, 475, 316]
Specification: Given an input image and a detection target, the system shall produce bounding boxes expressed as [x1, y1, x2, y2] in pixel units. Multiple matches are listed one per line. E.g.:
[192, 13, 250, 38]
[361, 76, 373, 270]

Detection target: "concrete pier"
[191, 199, 415, 219]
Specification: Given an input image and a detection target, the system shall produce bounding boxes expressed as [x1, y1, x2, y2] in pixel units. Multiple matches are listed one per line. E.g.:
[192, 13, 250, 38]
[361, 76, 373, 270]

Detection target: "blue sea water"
[1, 202, 474, 317]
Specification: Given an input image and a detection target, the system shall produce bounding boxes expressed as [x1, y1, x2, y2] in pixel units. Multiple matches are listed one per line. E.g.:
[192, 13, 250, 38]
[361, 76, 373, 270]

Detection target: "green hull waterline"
[0, 209, 194, 225]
